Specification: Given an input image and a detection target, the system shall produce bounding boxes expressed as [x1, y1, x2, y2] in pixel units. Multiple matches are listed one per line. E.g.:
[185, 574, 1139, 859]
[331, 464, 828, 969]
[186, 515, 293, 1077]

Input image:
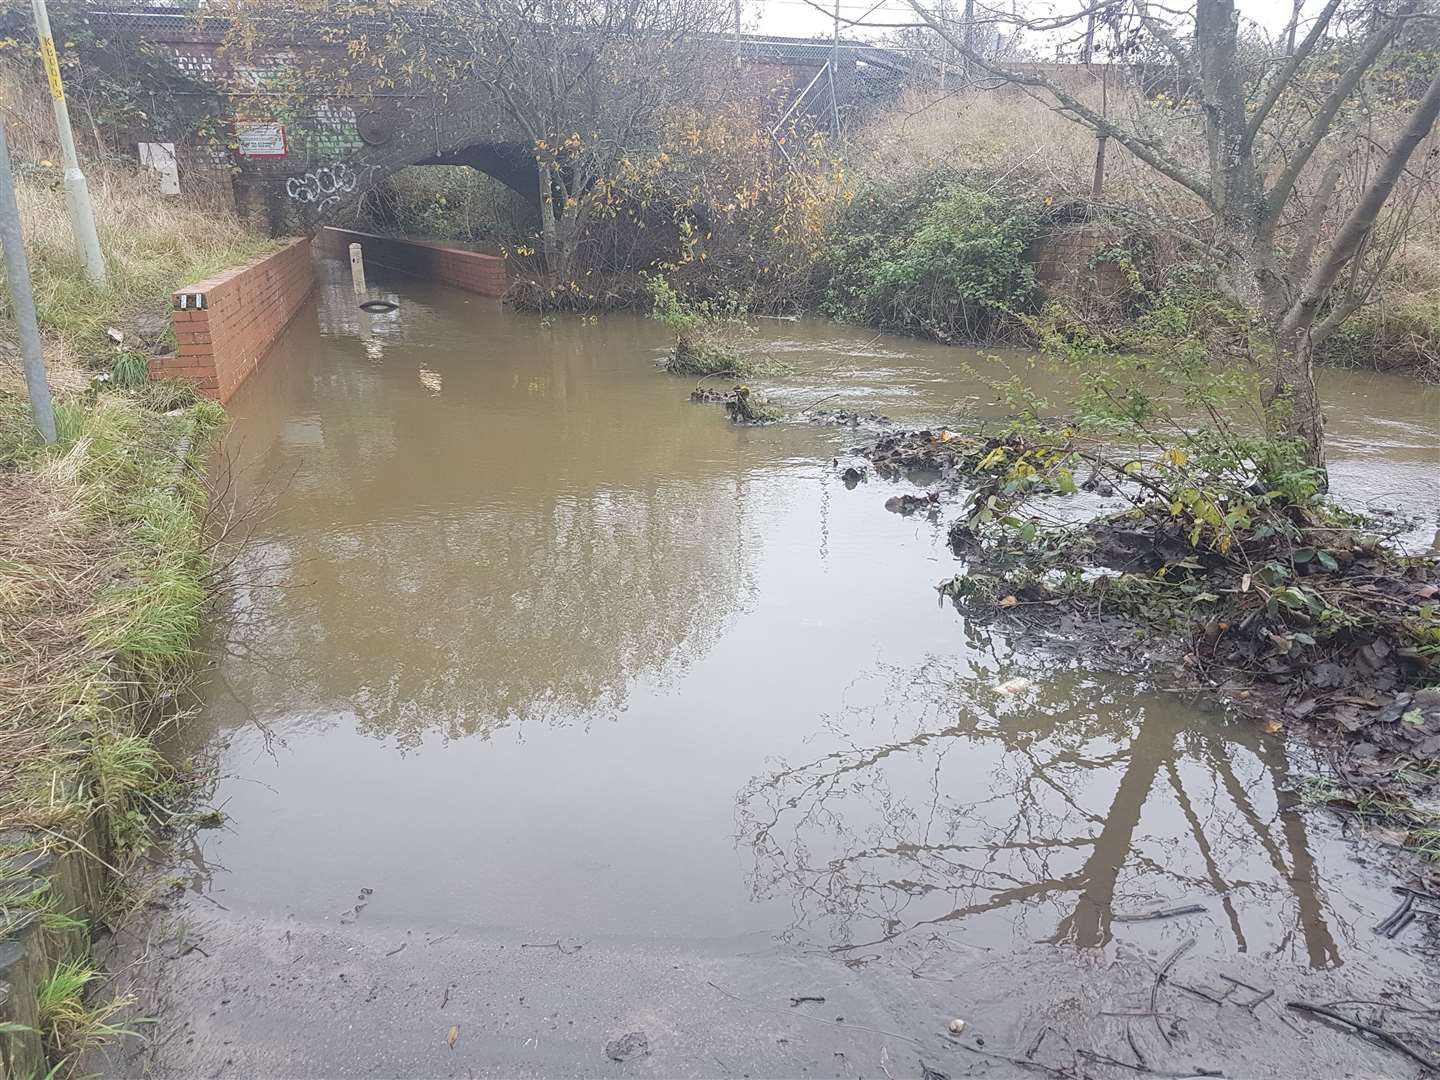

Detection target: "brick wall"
[316, 227, 507, 297]
[1028, 224, 1130, 300]
[148, 238, 316, 403]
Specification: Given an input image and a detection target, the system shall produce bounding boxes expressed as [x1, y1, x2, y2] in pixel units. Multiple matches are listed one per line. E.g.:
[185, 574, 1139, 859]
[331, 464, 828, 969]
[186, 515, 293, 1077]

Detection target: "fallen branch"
[1375, 891, 1414, 935]
[1151, 938, 1195, 1045]
[1286, 1001, 1440, 1073]
[952, 1039, 1072, 1078]
[1113, 903, 1206, 923]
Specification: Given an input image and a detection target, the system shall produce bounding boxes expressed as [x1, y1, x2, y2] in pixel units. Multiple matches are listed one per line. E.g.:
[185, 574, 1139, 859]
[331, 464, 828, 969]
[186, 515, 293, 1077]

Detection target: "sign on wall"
[235, 120, 288, 158]
[138, 142, 180, 195]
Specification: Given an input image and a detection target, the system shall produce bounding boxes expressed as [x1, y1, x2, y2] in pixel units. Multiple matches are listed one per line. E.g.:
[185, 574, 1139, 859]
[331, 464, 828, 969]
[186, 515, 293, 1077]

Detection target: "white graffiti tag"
[286, 162, 361, 213]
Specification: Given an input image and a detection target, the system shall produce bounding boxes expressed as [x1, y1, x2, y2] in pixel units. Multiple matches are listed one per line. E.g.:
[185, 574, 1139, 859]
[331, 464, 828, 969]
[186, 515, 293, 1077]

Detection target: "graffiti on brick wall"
[286, 162, 374, 214]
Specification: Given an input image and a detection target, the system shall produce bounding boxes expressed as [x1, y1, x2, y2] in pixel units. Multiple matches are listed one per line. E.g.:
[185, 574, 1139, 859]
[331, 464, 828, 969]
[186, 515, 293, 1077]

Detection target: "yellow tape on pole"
[39, 36, 64, 101]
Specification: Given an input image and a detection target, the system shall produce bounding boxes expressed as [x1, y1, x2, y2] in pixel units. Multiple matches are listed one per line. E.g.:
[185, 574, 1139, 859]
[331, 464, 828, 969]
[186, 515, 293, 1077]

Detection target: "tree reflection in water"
[736, 627, 1345, 970]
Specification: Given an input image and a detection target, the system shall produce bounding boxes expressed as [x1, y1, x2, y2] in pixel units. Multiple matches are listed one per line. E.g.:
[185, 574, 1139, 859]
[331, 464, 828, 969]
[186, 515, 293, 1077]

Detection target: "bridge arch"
[97, 10, 916, 233]
[234, 93, 539, 233]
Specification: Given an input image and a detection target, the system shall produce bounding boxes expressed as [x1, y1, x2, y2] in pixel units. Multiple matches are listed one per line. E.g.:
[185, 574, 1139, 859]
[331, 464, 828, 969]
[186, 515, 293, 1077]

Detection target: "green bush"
[820, 172, 1042, 342]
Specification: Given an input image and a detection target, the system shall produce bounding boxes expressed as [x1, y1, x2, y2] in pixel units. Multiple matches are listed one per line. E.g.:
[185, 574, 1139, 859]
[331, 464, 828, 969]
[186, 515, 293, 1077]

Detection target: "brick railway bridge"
[84, 3, 916, 230]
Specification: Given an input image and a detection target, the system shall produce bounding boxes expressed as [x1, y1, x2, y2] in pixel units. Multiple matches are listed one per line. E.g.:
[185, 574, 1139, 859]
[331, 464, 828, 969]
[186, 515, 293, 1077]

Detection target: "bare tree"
[875, 0, 1440, 479]
[437, 0, 730, 277]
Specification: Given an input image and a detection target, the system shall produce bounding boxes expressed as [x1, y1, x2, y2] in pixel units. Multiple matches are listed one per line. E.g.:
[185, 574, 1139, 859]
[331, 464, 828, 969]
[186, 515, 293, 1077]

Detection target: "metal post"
[349, 242, 367, 295]
[1091, 65, 1109, 198]
[733, 0, 741, 62]
[32, 0, 106, 288]
[829, 0, 841, 135]
[0, 125, 57, 443]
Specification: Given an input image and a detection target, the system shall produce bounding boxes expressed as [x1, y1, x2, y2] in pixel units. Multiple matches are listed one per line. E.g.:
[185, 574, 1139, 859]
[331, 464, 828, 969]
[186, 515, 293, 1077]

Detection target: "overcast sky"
[751, 0, 1299, 46]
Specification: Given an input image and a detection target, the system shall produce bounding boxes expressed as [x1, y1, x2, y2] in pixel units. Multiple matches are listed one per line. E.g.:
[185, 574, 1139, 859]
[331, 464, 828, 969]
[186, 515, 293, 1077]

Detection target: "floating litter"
[359, 299, 399, 313]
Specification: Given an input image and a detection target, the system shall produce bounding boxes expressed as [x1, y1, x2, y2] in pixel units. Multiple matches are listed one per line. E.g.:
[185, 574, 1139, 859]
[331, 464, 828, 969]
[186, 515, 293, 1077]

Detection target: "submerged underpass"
[95, 248, 1440, 1078]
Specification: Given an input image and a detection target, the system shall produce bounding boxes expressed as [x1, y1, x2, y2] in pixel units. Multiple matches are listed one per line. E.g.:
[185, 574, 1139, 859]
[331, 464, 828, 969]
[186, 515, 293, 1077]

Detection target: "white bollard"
[349, 242, 367, 296]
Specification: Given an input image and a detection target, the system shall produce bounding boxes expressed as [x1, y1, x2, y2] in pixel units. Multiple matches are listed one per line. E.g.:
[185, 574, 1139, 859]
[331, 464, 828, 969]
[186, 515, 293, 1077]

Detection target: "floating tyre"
[359, 300, 399, 313]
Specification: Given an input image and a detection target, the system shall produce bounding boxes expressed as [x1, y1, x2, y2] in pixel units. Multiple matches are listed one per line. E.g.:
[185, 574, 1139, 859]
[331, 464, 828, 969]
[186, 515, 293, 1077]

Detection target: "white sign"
[236, 121, 287, 157]
[138, 142, 180, 195]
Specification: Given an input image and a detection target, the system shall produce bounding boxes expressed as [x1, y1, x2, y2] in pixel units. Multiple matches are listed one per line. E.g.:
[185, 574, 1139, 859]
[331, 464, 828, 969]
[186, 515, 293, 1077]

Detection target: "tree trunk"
[1263, 330, 1327, 484]
[1216, 233, 1327, 482]
[555, 208, 576, 281]
[536, 159, 560, 273]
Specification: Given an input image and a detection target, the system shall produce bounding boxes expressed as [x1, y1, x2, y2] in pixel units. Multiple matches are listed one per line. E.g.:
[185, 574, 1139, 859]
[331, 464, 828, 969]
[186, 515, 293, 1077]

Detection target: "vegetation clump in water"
[647, 277, 789, 379]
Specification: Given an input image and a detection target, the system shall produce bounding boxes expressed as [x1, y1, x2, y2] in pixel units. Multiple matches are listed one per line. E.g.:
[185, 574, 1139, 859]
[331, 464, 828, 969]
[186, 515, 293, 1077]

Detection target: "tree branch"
[1262, 0, 1415, 234]
[1285, 136, 1350, 284]
[1310, 152, 1428, 347]
[1134, 2, 1198, 81]
[1281, 65, 1440, 340]
[1241, 0, 1344, 154]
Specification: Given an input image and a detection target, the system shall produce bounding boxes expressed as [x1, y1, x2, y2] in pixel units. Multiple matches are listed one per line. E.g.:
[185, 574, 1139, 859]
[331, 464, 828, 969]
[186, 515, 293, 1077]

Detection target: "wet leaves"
[605, 1030, 649, 1062]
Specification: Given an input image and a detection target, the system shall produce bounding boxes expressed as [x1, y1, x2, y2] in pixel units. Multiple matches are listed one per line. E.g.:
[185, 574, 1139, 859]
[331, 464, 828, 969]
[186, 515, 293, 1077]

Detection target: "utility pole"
[829, 0, 841, 135]
[32, 0, 105, 288]
[0, 125, 58, 443]
[962, 0, 975, 79]
[733, 0, 742, 63]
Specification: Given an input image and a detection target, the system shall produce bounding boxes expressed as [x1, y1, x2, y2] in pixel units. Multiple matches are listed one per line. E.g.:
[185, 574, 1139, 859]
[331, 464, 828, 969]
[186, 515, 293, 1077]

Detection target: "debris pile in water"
[690, 387, 735, 404]
[724, 386, 780, 424]
[857, 428, 1064, 486]
[884, 491, 941, 515]
[860, 428, 979, 479]
[806, 410, 893, 428]
[851, 426, 1440, 877]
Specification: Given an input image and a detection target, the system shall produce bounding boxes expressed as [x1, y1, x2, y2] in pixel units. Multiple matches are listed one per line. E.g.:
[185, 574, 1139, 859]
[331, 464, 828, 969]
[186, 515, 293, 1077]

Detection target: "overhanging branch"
[1240, 0, 1343, 154]
[1262, 0, 1416, 234]
[1281, 65, 1440, 340]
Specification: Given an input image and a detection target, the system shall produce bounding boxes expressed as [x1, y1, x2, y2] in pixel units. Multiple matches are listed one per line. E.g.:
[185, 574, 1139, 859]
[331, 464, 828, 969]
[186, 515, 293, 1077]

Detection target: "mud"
[93, 900, 1440, 1078]
[89, 262, 1440, 1077]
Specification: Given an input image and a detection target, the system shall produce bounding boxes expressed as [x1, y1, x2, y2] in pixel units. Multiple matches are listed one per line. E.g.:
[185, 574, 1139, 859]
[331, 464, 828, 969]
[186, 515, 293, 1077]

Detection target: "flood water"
[126, 261, 1440, 1078]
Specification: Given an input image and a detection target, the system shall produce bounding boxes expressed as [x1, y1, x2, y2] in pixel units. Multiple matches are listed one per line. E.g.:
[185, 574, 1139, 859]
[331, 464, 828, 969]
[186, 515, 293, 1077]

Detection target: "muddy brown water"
[102, 262, 1440, 1078]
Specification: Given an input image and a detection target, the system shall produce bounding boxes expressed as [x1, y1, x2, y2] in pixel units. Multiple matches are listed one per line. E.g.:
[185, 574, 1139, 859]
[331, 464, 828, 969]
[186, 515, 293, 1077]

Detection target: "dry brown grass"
[850, 78, 1206, 214]
[849, 74, 1440, 375]
[0, 63, 253, 838]
[0, 434, 117, 827]
[0, 61, 274, 397]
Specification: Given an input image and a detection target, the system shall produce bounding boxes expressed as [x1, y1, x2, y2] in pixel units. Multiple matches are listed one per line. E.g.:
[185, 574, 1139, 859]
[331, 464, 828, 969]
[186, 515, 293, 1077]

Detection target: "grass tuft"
[36, 959, 143, 1063]
[109, 351, 151, 390]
